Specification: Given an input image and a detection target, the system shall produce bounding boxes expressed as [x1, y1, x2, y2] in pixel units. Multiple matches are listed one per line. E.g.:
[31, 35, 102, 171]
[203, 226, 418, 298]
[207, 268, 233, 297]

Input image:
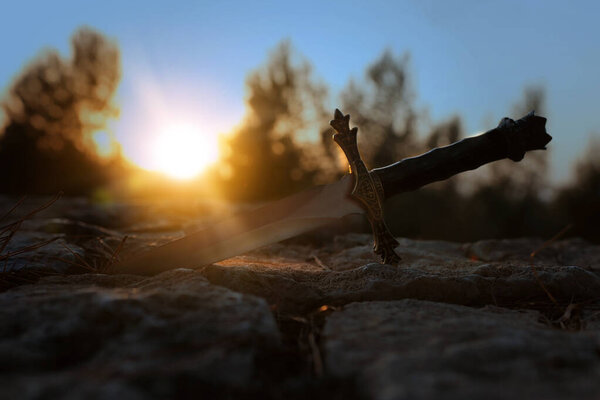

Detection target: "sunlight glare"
[151, 123, 219, 180]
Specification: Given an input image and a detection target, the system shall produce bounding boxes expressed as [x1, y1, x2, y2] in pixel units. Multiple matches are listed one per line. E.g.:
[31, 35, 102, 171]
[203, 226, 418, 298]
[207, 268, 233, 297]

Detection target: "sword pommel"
[498, 111, 551, 162]
[330, 109, 400, 265]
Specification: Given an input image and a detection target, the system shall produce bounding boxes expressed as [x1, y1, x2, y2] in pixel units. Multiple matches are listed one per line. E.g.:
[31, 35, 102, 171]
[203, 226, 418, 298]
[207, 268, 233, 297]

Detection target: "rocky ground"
[1, 196, 600, 399]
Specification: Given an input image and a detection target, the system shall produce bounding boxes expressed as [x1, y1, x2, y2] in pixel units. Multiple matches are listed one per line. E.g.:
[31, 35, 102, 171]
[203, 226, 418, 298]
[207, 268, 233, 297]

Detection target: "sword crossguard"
[330, 109, 400, 265]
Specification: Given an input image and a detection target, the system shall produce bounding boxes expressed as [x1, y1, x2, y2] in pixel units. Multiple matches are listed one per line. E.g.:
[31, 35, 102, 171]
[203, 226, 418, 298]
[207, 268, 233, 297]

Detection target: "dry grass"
[0, 194, 62, 263]
[527, 224, 598, 330]
[0, 193, 130, 290]
[0, 194, 62, 288]
[55, 235, 128, 274]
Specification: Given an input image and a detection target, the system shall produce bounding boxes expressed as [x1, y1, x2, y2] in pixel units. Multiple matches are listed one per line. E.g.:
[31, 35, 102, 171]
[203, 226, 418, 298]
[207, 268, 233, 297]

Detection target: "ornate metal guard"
[330, 109, 401, 264]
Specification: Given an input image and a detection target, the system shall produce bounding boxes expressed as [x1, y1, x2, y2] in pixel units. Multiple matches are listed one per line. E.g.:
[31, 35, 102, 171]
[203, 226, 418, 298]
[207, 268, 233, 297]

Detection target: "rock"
[0, 196, 131, 229]
[323, 300, 600, 400]
[20, 218, 123, 238]
[203, 236, 600, 313]
[0, 270, 281, 399]
[549, 238, 600, 271]
[463, 237, 600, 268]
[464, 237, 544, 262]
[2, 209, 600, 400]
[2, 231, 85, 273]
[1, 218, 186, 275]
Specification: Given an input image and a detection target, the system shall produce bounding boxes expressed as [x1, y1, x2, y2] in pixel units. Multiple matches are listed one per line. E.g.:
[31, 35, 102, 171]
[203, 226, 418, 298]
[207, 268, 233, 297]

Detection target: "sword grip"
[371, 112, 552, 200]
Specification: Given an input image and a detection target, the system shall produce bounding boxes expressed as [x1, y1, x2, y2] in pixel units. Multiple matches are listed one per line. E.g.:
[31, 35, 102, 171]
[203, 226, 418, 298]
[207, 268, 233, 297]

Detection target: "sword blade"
[114, 175, 362, 275]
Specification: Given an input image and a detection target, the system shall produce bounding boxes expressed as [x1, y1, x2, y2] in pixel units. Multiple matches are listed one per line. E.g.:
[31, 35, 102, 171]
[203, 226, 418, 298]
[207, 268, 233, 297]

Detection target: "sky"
[1, 0, 599, 183]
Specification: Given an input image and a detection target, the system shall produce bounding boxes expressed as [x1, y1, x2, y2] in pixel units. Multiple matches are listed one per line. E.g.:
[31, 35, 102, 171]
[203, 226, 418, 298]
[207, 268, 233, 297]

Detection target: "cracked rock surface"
[204, 234, 600, 314]
[1, 202, 600, 399]
[0, 270, 280, 399]
[323, 300, 600, 400]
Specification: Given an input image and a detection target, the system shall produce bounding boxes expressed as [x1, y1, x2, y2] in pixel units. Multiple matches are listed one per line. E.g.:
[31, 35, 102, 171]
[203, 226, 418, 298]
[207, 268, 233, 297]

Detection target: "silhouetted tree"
[554, 138, 600, 242]
[0, 27, 121, 195]
[218, 42, 329, 201]
[457, 86, 554, 239]
[383, 115, 471, 240]
[341, 51, 419, 168]
[485, 85, 549, 195]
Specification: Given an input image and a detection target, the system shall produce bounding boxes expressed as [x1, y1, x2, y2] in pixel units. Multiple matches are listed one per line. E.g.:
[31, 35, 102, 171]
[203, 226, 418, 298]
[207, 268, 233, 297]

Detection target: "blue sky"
[1, 0, 599, 183]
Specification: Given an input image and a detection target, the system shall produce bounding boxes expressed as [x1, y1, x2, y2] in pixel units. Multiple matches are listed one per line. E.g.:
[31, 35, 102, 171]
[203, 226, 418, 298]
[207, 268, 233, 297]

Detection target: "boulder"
[323, 299, 600, 400]
[203, 236, 600, 314]
[0, 269, 280, 399]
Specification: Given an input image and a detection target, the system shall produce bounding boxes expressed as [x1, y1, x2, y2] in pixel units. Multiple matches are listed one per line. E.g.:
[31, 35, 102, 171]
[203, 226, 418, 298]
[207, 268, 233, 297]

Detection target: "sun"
[151, 123, 219, 179]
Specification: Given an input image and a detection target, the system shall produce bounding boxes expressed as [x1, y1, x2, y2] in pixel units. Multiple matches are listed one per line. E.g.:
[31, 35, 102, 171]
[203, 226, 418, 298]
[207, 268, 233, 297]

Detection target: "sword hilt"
[330, 109, 400, 265]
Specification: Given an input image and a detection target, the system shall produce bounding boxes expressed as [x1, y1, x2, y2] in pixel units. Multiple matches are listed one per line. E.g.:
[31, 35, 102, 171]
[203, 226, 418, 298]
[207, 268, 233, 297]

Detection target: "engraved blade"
[113, 175, 363, 276]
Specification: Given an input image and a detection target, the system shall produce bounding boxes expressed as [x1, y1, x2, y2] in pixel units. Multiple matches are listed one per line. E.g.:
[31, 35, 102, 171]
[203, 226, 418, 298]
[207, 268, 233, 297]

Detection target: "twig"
[0, 196, 26, 222]
[52, 256, 96, 272]
[60, 243, 94, 271]
[530, 224, 573, 259]
[312, 254, 331, 271]
[0, 193, 63, 260]
[96, 237, 117, 254]
[0, 227, 19, 256]
[106, 236, 128, 271]
[556, 301, 579, 330]
[0, 192, 62, 232]
[0, 237, 60, 261]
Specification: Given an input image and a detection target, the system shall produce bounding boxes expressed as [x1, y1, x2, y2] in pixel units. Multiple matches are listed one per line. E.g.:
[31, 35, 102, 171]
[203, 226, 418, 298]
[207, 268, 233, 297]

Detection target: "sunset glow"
[149, 123, 220, 179]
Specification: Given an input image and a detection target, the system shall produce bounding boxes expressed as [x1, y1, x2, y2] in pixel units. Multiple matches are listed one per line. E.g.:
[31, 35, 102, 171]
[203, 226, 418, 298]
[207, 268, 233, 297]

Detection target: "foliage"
[341, 51, 419, 168]
[217, 42, 329, 201]
[481, 85, 549, 196]
[0, 32, 597, 243]
[218, 43, 596, 243]
[554, 139, 600, 242]
[0, 27, 121, 195]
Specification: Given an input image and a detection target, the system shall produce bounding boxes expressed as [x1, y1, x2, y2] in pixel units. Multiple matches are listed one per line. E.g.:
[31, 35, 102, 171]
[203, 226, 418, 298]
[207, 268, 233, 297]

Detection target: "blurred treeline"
[0, 30, 598, 242]
[0, 28, 126, 195]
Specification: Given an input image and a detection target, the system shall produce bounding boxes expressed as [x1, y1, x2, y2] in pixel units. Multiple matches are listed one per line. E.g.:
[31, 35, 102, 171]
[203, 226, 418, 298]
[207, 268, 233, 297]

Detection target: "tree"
[460, 86, 554, 239]
[0, 27, 121, 195]
[217, 42, 329, 201]
[341, 51, 419, 169]
[554, 138, 600, 242]
[480, 86, 550, 196]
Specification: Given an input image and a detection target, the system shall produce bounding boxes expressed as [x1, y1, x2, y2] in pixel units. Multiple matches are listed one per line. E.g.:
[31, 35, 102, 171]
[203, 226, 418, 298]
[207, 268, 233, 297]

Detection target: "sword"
[114, 109, 551, 275]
